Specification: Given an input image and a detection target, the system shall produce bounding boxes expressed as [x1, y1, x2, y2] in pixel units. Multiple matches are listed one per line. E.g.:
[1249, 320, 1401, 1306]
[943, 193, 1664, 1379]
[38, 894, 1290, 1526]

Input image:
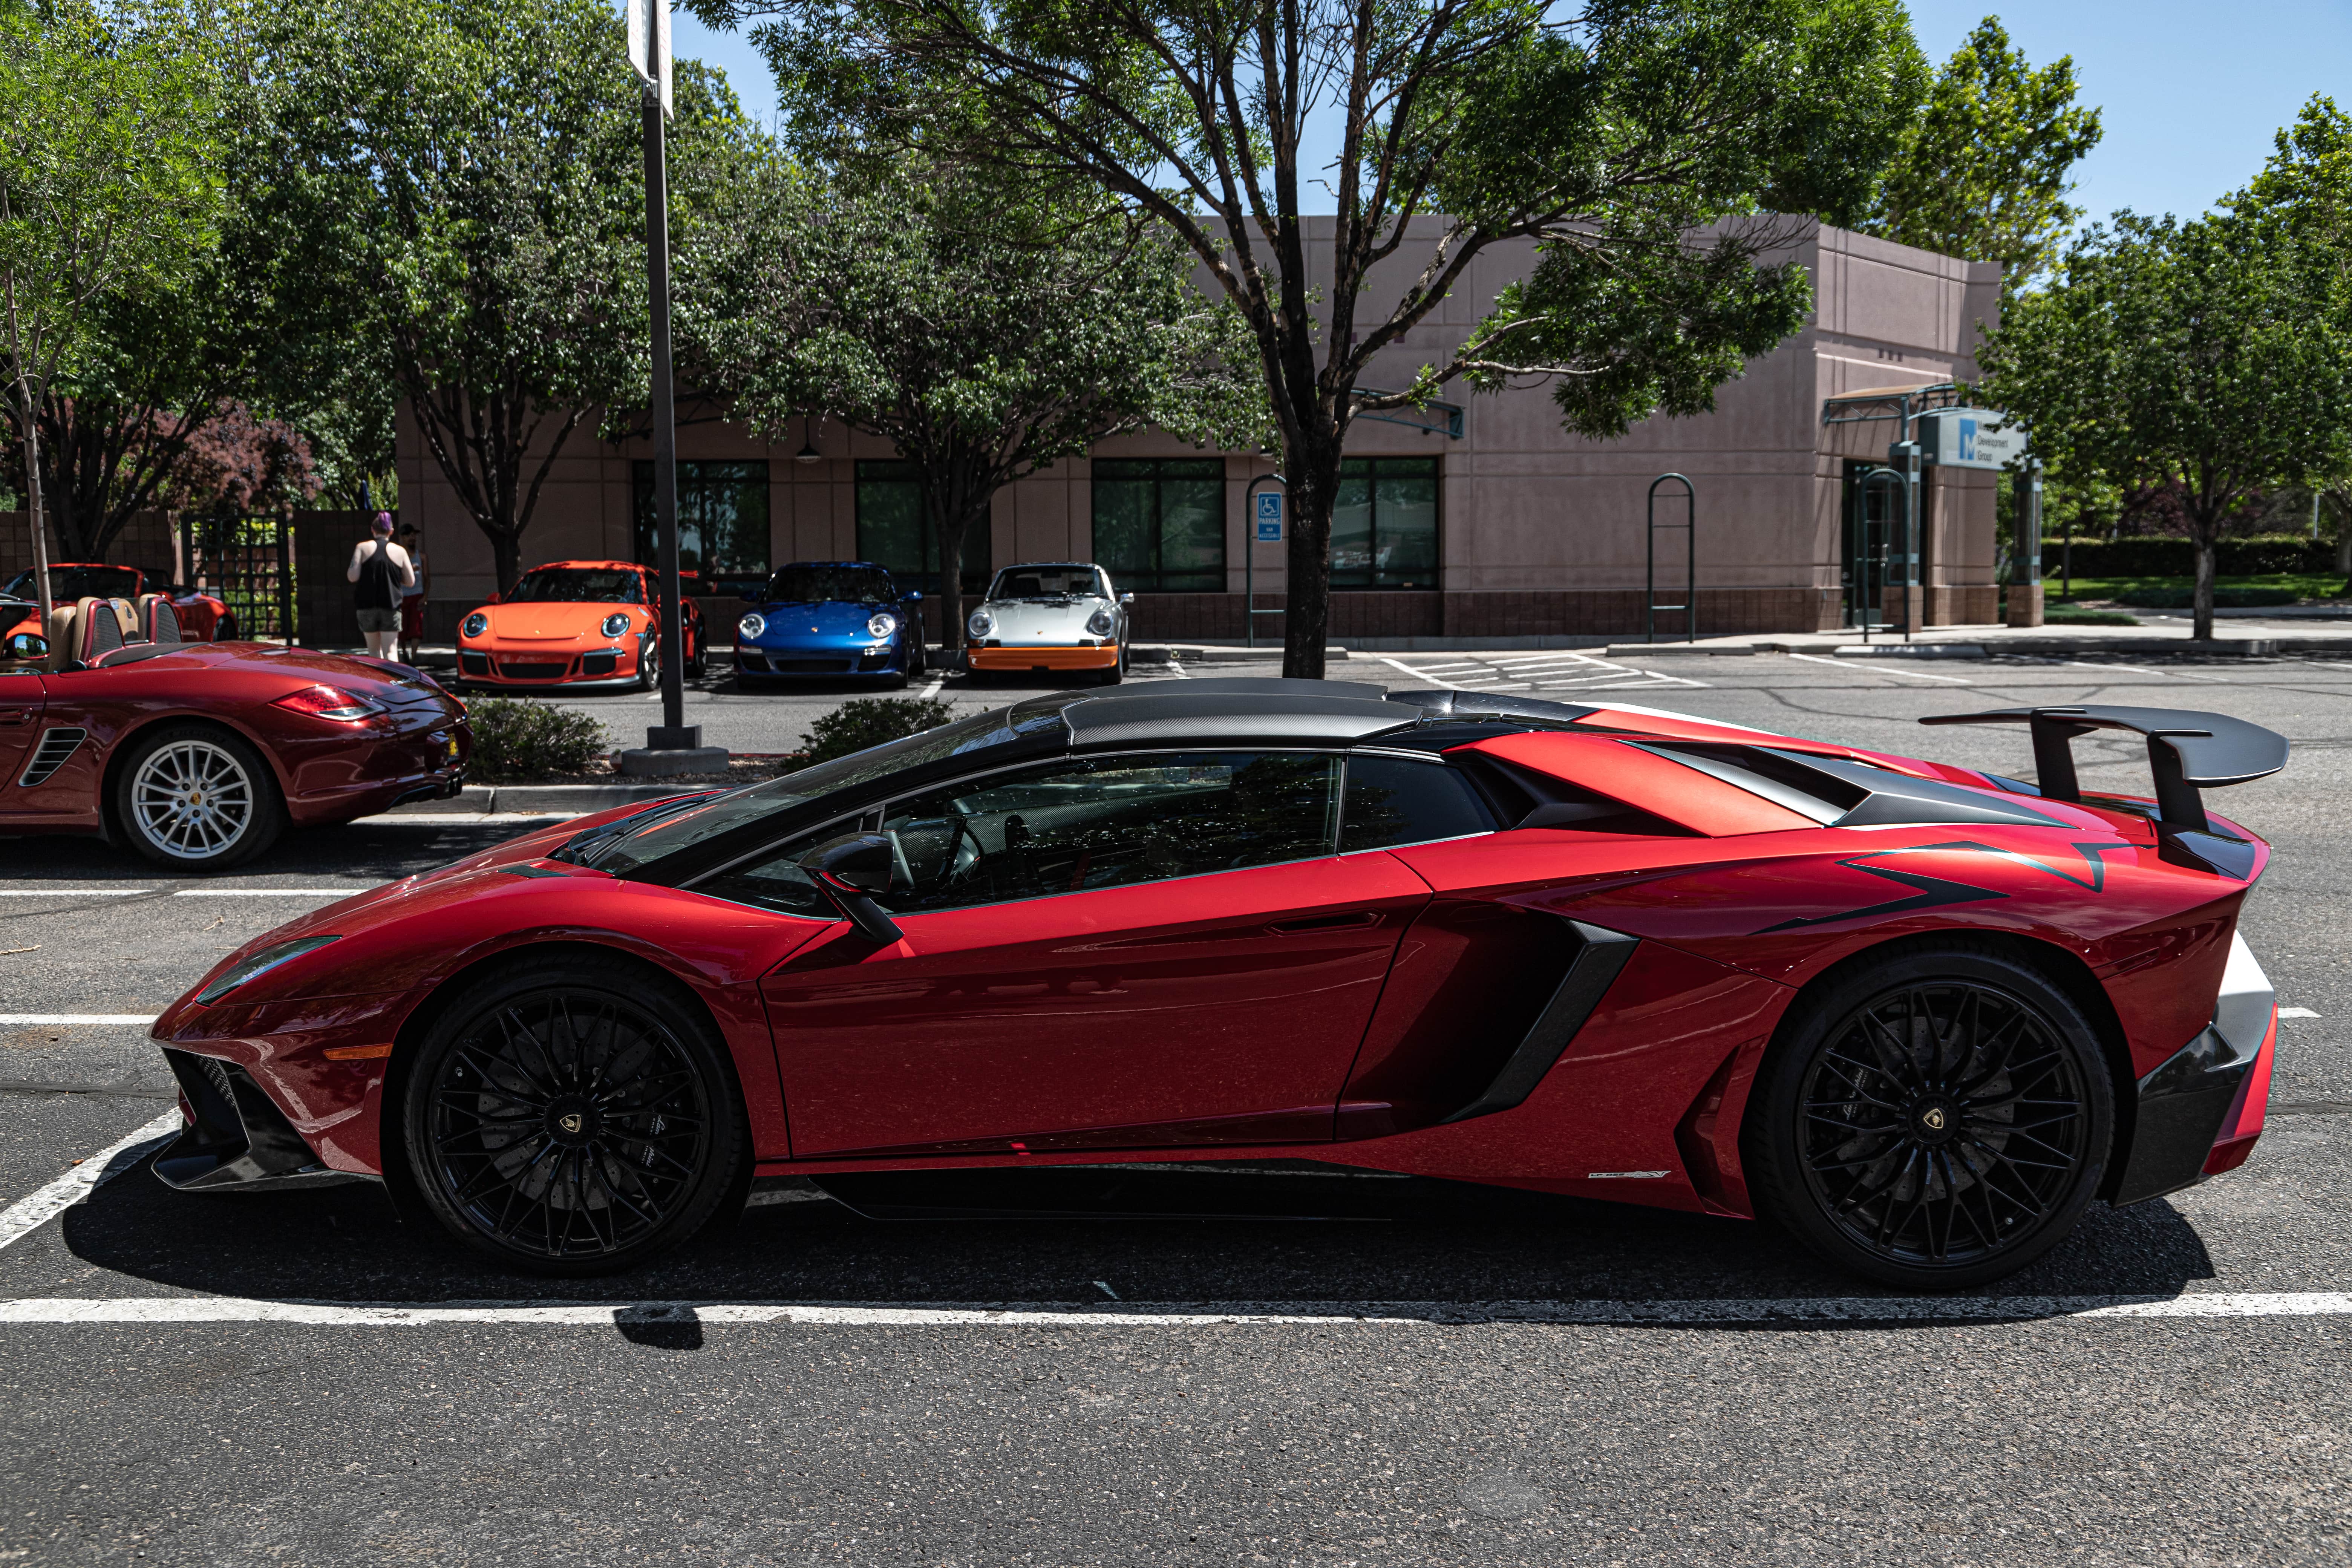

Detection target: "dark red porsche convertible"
[2, 594, 469, 871]
[149, 680, 2283, 1288]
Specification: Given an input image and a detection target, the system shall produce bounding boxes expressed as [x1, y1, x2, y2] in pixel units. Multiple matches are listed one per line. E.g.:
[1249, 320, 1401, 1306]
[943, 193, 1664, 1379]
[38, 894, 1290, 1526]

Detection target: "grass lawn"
[2045, 572, 2349, 605]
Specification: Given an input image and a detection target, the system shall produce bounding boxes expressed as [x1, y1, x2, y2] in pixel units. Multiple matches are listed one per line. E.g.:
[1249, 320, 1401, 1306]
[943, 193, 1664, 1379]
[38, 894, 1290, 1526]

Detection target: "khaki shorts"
[356, 608, 400, 633]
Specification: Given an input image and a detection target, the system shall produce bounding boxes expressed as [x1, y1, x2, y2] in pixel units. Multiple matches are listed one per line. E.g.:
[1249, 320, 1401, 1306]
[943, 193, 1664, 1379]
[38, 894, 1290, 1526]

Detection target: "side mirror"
[1119, 592, 1135, 606]
[797, 833, 903, 943]
[6, 631, 46, 662]
[905, 590, 922, 603]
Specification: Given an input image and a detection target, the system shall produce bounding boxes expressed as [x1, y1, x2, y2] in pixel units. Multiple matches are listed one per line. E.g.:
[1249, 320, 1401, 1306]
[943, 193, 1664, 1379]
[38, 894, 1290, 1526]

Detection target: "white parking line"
[0, 1015, 160, 1026]
[1377, 655, 1460, 688]
[167, 889, 359, 898]
[1788, 653, 1973, 683]
[2, 1291, 2347, 1328]
[2064, 660, 2230, 683]
[916, 676, 945, 699]
[0, 1112, 181, 1254]
[2280, 1007, 2321, 1018]
[0, 890, 146, 897]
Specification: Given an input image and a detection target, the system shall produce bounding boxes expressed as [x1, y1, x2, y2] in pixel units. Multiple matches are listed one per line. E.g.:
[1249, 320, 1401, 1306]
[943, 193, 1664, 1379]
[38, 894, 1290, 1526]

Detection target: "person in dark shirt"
[346, 512, 415, 658]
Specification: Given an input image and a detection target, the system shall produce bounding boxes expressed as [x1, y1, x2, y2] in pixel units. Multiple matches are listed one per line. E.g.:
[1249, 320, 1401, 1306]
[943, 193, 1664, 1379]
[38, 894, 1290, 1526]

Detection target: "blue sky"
[669, 2, 2352, 228]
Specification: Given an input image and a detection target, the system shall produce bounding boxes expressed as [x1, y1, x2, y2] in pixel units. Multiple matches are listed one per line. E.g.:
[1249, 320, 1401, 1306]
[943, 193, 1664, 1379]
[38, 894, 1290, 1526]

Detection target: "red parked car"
[148, 681, 2283, 1287]
[2, 564, 236, 643]
[2, 593, 468, 871]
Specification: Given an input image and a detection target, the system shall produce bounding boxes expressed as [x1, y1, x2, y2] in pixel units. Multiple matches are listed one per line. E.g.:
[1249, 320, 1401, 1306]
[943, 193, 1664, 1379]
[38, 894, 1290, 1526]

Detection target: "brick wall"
[0, 510, 178, 585]
[1131, 588, 1849, 641]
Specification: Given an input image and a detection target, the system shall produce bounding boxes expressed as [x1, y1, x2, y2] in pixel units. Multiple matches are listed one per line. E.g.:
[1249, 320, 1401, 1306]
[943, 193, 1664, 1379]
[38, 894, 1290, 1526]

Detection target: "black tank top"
[355, 540, 400, 609]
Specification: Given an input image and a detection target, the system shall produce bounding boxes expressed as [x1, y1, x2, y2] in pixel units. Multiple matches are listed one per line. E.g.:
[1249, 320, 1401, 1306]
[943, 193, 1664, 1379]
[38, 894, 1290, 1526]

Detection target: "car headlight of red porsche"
[273, 684, 385, 722]
[195, 936, 343, 1006]
[602, 612, 631, 637]
[461, 612, 488, 639]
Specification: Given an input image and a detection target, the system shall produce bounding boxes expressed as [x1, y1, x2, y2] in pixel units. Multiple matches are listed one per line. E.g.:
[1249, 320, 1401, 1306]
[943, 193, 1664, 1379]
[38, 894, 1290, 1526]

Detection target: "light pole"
[621, 0, 710, 771]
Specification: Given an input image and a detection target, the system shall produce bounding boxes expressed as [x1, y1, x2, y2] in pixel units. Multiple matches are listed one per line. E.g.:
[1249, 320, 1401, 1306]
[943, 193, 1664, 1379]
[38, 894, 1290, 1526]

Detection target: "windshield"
[763, 565, 895, 605]
[989, 566, 1105, 601]
[585, 694, 1091, 874]
[3, 566, 141, 602]
[506, 568, 645, 605]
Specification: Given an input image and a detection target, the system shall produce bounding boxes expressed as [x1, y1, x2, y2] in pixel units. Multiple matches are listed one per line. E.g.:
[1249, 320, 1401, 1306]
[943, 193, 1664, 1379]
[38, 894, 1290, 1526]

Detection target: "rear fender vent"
[1633, 741, 2071, 830]
[19, 727, 87, 787]
[1457, 752, 1693, 838]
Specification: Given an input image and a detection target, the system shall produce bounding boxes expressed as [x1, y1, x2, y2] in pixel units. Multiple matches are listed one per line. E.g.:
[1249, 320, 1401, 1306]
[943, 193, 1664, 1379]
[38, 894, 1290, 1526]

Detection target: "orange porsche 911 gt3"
[454, 561, 704, 693]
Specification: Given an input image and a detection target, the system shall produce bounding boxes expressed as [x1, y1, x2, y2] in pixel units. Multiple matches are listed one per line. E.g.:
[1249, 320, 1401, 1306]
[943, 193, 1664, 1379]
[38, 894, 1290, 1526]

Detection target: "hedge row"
[2041, 534, 2337, 577]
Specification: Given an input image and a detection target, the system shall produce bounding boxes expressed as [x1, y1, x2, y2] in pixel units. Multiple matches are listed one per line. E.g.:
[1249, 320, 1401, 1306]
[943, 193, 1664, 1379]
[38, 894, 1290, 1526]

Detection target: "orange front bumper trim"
[966, 644, 1120, 671]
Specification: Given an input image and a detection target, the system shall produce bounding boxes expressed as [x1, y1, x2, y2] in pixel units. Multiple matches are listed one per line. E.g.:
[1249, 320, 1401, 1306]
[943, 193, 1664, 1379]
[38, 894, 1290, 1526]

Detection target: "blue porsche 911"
[733, 562, 929, 688]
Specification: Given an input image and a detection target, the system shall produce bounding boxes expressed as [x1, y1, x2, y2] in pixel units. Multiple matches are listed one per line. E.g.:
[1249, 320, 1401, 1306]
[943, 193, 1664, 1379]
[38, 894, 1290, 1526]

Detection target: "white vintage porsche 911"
[963, 562, 1134, 684]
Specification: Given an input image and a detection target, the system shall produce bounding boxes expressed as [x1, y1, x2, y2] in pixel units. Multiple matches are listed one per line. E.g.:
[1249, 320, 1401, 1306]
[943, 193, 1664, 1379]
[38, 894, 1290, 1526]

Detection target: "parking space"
[4, 651, 2351, 1563]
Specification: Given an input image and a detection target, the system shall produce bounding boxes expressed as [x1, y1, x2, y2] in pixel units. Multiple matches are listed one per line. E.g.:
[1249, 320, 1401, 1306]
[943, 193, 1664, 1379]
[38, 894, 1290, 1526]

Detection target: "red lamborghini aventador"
[148, 680, 2284, 1288]
[2, 594, 469, 871]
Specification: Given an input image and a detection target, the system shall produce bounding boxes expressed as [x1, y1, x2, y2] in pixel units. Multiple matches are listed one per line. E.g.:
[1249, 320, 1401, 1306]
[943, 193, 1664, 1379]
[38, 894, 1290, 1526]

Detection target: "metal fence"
[181, 514, 294, 642]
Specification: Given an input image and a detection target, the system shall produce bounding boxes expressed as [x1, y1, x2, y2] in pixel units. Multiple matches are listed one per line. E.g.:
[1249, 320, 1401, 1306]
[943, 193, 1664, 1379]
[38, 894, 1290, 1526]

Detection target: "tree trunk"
[1279, 429, 1344, 680]
[15, 388, 52, 632]
[491, 528, 523, 597]
[937, 507, 967, 655]
[2192, 525, 2217, 643]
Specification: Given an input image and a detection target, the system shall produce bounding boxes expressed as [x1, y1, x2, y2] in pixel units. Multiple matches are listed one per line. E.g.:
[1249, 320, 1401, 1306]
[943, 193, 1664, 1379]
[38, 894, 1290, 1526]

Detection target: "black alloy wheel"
[1744, 943, 2113, 1289]
[404, 960, 746, 1274]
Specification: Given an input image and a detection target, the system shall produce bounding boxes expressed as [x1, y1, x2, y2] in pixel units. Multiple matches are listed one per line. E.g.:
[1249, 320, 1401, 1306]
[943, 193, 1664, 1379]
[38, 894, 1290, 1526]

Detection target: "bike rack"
[1645, 474, 1695, 644]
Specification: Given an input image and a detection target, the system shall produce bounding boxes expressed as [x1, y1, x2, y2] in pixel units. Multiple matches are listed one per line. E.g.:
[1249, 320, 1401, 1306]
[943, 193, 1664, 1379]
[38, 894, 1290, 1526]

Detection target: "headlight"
[1086, 609, 1115, 637]
[867, 612, 897, 641]
[967, 610, 993, 638]
[601, 612, 630, 638]
[195, 936, 343, 1006]
[739, 611, 766, 640]
[461, 612, 488, 639]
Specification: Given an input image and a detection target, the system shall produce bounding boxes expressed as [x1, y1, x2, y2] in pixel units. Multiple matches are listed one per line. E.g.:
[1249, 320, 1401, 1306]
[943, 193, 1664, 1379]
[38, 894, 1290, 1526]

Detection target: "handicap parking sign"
[1254, 491, 1282, 542]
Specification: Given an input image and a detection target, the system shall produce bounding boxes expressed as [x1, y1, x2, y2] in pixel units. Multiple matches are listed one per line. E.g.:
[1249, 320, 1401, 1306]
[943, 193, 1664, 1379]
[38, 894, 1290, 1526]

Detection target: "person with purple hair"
[345, 511, 414, 659]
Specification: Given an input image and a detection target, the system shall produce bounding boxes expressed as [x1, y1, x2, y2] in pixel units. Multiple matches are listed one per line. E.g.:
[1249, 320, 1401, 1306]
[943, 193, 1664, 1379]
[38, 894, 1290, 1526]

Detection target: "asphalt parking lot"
[3, 649, 2349, 1565]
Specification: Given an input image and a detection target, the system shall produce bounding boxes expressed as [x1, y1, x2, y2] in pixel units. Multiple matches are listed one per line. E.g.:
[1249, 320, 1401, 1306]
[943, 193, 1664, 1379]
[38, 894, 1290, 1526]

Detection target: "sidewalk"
[1603, 617, 2352, 659]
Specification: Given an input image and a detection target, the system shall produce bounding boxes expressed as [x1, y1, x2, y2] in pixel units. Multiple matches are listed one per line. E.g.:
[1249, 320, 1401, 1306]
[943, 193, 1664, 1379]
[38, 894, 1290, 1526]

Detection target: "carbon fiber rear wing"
[1920, 705, 2288, 833]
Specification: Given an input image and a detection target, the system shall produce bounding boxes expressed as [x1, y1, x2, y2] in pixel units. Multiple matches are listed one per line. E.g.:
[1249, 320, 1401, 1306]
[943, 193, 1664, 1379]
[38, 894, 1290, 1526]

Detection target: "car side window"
[692, 821, 861, 919]
[1340, 754, 1496, 852]
[874, 751, 1340, 916]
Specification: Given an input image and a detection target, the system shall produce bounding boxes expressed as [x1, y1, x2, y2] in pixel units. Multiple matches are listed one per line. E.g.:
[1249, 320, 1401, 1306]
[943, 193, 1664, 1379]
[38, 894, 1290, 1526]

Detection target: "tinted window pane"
[1091, 473, 1155, 585]
[633, 460, 770, 589]
[1375, 465, 1438, 586]
[1089, 459, 1225, 591]
[854, 460, 989, 596]
[507, 568, 644, 604]
[1341, 756, 1494, 851]
[1332, 458, 1439, 589]
[873, 751, 1340, 914]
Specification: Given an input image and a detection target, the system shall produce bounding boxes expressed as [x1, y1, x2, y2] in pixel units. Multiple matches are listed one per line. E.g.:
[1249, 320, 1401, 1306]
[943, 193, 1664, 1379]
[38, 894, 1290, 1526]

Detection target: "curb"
[383, 782, 706, 816]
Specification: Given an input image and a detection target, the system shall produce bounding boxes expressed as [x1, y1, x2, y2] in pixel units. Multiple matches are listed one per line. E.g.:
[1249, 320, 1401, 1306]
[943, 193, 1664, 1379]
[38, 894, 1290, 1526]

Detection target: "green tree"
[0, 1, 219, 623]
[1980, 210, 2349, 640]
[2237, 96, 2352, 593]
[695, 0, 1925, 677]
[688, 155, 1266, 649]
[260, 0, 760, 591]
[1861, 16, 2101, 288]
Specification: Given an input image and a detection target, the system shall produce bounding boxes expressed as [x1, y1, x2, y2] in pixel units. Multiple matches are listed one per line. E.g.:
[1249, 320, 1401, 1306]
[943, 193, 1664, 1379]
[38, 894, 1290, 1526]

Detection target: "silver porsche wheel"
[115, 724, 286, 871]
[132, 739, 255, 860]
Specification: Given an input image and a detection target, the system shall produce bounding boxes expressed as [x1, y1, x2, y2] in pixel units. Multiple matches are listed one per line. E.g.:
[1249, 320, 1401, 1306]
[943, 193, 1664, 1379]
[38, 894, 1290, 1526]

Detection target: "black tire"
[402, 957, 748, 1275]
[908, 636, 927, 677]
[1741, 941, 2114, 1291]
[635, 635, 659, 693]
[113, 722, 286, 872]
[215, 616, 237, 643]
[1096, 640, 1128, 686]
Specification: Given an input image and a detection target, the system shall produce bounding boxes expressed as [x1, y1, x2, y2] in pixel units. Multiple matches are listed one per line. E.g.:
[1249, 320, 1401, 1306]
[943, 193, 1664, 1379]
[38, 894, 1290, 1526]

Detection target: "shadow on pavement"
[50, 1152, 2216, 1315]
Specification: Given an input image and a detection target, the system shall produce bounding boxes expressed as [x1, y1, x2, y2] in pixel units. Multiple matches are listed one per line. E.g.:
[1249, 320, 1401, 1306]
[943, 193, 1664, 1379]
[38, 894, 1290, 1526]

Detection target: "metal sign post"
[1242, 473, 1283, 649]
[1645, 473, 1695, 644]
[629, 0, 693, 749]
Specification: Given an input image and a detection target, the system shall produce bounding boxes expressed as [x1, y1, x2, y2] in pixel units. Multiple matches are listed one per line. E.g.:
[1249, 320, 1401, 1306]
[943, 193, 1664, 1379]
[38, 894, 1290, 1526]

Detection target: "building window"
[854, 460, 991, 594]
[1090, 458, 1226, 592]
[1332, 457, 1438, 590]
[632, 460, 769, 595]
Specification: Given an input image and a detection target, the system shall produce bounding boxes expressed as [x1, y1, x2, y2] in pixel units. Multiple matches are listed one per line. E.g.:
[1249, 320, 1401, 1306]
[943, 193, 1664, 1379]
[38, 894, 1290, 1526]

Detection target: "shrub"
[465, 697, 609, 781]
[2046, 535, 2334, 577]
[2114, 586, 2300, 609]
[2043, 605, 2139, 625]
[795, 698, 957, 769]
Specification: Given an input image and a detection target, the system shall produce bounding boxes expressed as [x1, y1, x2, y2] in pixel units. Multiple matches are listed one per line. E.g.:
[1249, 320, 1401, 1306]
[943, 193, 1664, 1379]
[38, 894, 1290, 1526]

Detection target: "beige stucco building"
[397, 217, 2004, 647]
